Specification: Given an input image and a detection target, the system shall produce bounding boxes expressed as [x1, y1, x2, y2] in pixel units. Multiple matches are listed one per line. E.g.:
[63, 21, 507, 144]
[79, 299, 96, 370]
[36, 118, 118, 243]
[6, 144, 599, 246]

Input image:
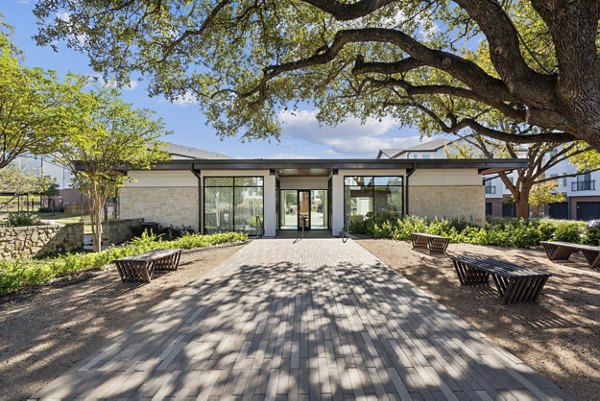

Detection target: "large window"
[204, 177, 263, 235]
[344, 176, 403, 228]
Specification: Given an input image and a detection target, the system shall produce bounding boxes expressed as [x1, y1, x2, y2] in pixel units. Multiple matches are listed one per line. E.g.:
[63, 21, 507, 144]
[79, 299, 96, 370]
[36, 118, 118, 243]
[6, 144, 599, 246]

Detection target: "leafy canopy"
[33, 0, 600, 150]
[0, 24, 73, 169]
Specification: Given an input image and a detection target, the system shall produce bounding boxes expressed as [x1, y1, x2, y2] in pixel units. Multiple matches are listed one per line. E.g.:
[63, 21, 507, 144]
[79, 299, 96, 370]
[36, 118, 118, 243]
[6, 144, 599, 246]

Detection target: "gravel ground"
[0, 243, 246, 401]
[357, 239, 600, 401]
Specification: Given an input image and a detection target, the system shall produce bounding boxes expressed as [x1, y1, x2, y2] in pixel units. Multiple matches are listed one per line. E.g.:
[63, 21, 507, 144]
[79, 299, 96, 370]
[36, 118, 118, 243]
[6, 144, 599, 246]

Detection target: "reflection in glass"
[235, 186, 263, 235]
[204, 187, 233, 233]
[298, 191, 310, 229]
[311, 190, 327, 229]
[344, 176, 403, 229]
[204, 176, 263, 235]
[280, 190, 298, 229]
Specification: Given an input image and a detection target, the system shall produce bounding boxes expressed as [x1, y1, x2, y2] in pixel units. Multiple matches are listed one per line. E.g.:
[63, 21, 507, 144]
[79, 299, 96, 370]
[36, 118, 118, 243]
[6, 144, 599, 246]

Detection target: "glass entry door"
[280, 190, 298, 230]
[298, 190, 311, 230]
[280, 189, 329, 230]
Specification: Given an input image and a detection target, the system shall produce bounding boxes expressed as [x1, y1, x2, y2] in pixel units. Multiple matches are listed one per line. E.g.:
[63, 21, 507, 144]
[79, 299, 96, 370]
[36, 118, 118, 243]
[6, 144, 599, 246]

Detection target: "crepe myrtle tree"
[33, 0, 600, 150]
[54, 79, 169, 252]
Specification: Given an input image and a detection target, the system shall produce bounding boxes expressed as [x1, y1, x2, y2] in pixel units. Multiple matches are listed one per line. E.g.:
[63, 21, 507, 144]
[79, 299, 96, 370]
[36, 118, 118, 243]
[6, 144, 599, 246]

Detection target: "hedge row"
[368, 216, 599, 248]
[0, 231, 247, 296]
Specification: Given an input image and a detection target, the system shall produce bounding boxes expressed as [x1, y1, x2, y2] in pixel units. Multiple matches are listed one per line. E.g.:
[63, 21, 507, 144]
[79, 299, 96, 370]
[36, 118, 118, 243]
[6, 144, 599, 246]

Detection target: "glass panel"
[344, 184, 373, 228]
[374, 185, 403, 219]
[280, 190, 298, 229]
[373, 176, 403, 186]
[234, 177, 264, 186]
[344, 176, 373, 186]
[204, 187, 233, 233]
[234, 186, 263, 234]
[299, 191, 310, 229]
[205, 177, 233, 186]
[310, 190, 327, 229]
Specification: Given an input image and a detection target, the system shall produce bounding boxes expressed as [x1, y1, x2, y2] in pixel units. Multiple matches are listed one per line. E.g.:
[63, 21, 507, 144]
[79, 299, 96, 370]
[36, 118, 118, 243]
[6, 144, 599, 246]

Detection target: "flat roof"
[141, 158, 528, 175]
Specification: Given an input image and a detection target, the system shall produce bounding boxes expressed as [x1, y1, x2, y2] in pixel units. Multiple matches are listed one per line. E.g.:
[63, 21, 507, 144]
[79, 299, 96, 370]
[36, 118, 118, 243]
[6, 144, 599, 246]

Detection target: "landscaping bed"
[0, 231, 247, 295]
[358, 239, 600, 401]
[0, 241, 247, 401]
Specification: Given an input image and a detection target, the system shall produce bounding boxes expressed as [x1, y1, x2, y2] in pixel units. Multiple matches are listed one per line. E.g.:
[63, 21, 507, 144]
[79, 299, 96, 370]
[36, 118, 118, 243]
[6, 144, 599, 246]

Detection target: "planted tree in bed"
[54, 79, 168, 252]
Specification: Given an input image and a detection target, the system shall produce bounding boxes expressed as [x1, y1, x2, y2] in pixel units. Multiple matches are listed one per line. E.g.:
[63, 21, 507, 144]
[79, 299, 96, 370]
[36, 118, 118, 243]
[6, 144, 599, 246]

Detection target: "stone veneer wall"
[0, 223, 84, 260]
[101, 218, 144, 246]
[409, 185, 486, 225]
[119, 187, 199, 232]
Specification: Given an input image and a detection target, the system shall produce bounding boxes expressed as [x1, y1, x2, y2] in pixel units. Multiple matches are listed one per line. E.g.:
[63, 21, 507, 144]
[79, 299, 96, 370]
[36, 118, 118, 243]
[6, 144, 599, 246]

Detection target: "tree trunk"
[515, 196, 530, 220]
[87, 184, 106, 253]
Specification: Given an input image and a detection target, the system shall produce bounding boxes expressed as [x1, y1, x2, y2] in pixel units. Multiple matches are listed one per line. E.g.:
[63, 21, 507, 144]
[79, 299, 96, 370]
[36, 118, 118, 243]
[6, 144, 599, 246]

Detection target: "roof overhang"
[140, 158, 528, 175]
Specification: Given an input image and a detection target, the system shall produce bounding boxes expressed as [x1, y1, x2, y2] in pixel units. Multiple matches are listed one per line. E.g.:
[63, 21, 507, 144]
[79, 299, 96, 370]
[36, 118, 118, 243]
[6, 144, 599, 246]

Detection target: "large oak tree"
[33, 0, 600, 150]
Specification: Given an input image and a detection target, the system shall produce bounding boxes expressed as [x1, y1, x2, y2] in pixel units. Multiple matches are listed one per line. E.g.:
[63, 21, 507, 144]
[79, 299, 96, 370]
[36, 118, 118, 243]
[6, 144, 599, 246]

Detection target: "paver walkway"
[31, 239, 573, 400]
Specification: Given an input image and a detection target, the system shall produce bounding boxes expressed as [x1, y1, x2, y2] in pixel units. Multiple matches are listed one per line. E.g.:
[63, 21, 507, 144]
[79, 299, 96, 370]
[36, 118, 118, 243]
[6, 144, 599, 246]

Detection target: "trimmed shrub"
[0, 231, 248, 296]
[370, 216, 587, 248]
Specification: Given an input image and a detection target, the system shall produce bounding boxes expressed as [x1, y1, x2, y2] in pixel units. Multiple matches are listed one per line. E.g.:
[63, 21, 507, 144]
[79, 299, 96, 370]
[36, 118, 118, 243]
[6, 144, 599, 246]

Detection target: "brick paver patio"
[31, 239, 573, 400]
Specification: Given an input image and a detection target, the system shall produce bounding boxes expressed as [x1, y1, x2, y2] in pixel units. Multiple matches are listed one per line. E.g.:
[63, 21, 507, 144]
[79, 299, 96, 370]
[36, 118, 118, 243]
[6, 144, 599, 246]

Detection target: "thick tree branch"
[301, 0, 396, 20]
[245, 28, 513, 105]
[454, 0, 556, 106]
[352, 56, 424, 75]
[365, 77, 526, 122]
[454, 119, 575, 144]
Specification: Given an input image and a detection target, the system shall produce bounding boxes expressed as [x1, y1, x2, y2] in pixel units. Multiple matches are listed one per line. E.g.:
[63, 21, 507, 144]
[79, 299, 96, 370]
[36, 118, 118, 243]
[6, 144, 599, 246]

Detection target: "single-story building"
[119, 158, 527, 236]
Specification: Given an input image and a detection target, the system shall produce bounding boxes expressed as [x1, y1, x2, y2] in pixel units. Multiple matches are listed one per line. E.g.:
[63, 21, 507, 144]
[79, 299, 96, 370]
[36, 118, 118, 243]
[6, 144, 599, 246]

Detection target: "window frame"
[203, 176, 265, 235]
[343, 175, 404, 229]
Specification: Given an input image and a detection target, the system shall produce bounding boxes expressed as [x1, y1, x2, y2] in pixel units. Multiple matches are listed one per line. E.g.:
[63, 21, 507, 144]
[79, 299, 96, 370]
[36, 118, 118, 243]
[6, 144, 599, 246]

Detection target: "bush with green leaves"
[0, 231, 248, 296]
[371, 216, 586, 248]
[6, 212, 35, 227]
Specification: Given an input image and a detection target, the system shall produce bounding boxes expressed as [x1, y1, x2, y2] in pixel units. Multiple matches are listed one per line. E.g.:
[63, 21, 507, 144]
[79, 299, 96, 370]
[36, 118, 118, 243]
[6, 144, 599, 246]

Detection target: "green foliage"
[0, 162, 56, 195]
[583, 227, 600, 246]
[0, 231, 247, 296]
[6, 212, 35, 227]
[528, 180, 566, 208]
[53, 80, 170, 252]
[0, 28, 72, 169]
[372, 216, 586, 248]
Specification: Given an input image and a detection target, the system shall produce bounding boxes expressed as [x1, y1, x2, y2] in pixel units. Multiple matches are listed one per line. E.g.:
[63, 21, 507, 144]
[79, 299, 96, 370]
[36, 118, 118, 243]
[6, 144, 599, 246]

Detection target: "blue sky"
[2, 1, 425, 159]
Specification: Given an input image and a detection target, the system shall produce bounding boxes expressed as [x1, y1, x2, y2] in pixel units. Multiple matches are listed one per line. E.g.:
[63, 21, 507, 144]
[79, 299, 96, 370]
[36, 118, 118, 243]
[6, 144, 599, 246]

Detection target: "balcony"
[485, 185, 496, 194]
[571, 180, 596, 191]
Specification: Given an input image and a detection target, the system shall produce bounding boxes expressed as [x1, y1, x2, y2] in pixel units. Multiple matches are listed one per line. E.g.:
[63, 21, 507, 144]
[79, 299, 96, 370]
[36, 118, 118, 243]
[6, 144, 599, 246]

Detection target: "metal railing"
[571, 180, 595, 191]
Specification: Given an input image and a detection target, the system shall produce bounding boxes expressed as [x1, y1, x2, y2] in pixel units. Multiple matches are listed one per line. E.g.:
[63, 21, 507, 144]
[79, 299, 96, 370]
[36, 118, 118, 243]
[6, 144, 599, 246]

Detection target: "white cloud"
[278, 109, 421, 158]
[56, 11, 71, 22]
[171, 91, 197, 105]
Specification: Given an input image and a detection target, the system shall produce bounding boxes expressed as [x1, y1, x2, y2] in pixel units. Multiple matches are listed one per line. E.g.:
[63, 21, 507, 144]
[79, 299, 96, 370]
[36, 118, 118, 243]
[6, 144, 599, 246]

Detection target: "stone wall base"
[409, 185, 486, 225]
[120, 187, 199, 232]
[0, 223, 84, 260]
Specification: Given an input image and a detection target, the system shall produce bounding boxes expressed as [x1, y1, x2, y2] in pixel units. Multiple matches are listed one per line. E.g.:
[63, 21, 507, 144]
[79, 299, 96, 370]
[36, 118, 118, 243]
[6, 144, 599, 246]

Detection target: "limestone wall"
[119, 187, 199, 232]
[101, 218, 144, 246]
[409, 185, 486, 225]
[0, 223, 84, 260]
